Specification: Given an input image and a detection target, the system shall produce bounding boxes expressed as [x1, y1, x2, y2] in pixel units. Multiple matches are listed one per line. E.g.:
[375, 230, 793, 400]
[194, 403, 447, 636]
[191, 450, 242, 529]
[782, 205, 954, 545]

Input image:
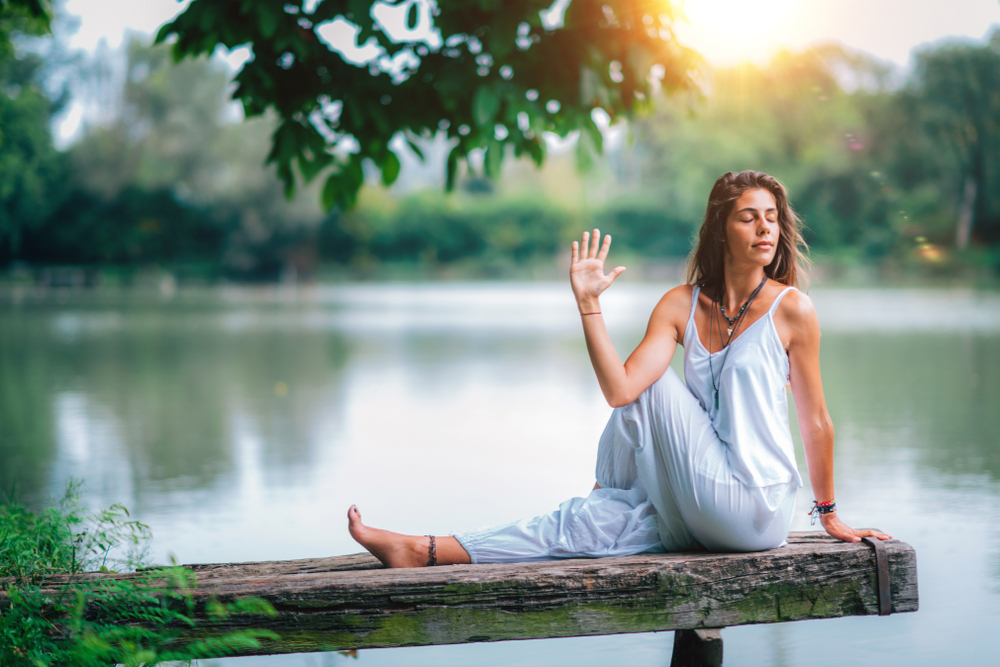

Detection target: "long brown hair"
[687, 171, 809, 290]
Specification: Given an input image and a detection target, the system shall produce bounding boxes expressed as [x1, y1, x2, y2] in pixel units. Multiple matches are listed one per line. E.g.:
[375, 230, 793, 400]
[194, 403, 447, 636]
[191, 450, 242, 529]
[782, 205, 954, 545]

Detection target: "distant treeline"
[2, 6, 999, 280]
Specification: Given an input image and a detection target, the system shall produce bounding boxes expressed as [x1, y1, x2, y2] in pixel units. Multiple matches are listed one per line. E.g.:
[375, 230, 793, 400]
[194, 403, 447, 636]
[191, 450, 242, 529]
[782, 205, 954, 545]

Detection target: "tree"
[0, 0, 61, 262]
[0, 0, 50, 59]
[908, 30, 1000, 248]
[156, 0, 699, 210]
[22, 38, 327, 276]
[622, 44, 898, 256]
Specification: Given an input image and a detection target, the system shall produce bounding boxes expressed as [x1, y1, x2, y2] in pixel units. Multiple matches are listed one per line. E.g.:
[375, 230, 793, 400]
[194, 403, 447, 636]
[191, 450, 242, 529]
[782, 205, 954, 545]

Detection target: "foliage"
[318, 188, 702, 276]
[18, 37, 325, 278]
[4, 2, 1000, 277]
[156, 0, 701, 210]
[0, 0, 62, 262]
[903, 32, 1000, 245]
[0, 0, 51, 59]
[0, 482, 278, 665]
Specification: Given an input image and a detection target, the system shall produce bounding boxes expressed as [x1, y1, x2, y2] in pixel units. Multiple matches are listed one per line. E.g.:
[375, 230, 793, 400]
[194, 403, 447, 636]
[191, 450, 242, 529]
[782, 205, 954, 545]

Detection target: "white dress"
[454, 286, 802, 562]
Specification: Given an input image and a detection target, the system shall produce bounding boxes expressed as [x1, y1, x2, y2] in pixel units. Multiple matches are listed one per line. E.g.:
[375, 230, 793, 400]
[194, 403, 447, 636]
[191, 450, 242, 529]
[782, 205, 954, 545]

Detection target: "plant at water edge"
[0, 483, 278, 665]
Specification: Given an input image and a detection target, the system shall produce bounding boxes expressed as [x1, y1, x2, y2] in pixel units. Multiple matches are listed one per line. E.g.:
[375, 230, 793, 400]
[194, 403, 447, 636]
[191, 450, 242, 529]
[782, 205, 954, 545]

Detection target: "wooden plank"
[10, 532, 918, 657]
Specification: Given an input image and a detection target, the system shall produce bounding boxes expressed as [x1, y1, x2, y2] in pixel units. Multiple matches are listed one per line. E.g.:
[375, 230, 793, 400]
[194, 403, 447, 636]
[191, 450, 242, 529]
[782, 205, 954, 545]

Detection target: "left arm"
[783, 291, 891, 543]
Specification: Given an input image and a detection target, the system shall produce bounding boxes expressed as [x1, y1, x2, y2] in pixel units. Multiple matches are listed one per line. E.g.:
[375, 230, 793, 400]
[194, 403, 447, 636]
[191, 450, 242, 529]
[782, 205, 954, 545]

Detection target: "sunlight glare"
[676, 0, 799, 65]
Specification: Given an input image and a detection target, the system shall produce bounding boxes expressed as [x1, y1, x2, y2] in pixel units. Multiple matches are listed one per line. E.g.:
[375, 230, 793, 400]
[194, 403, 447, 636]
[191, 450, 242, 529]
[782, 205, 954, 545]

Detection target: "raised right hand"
[571, 229, 626, 310]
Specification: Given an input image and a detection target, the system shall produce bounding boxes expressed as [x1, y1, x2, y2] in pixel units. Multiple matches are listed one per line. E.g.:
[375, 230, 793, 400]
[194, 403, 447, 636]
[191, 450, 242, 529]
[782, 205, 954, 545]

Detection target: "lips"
[753, 242, 773, 249]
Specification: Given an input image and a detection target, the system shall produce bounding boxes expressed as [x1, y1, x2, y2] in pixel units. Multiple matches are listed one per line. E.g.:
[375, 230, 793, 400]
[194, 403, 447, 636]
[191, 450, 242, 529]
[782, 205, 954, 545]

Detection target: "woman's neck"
[719, 265, 767, 312]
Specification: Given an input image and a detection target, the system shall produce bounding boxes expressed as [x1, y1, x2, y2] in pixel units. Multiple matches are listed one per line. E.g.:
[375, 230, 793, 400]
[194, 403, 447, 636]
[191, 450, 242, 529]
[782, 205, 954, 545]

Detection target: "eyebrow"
[735, 207, 778, 214]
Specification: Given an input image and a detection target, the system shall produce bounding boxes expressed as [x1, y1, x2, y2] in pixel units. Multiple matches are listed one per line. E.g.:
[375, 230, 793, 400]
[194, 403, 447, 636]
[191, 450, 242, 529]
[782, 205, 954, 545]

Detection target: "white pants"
[455, 368, 797, 563]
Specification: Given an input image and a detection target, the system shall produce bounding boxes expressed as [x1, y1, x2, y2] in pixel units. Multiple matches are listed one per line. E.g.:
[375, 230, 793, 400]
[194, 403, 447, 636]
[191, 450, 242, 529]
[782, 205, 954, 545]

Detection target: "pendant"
[727, 326, 732, 336]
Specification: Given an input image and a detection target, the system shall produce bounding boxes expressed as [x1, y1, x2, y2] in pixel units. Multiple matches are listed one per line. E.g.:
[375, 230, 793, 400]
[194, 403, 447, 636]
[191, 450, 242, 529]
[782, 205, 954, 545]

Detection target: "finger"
[829, 525, 860, 543]
[589, 228, 600, 259]
[608, 266, 626, 283]
[571, 241, 579, 264]
[597, 234, 612, 262]
[582, 231, 590, 259]
[860, 529, 893, 540]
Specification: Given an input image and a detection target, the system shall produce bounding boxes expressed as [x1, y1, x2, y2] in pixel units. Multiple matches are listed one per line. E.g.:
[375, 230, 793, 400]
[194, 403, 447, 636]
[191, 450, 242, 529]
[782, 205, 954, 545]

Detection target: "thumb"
[608, 266, 626, 282]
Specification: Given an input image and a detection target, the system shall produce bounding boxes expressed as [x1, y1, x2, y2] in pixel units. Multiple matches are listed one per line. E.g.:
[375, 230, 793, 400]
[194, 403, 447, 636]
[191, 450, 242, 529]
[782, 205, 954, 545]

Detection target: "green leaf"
[473, 86, 500, 127]
[576, 129, 596, 172]
[527, 137, 545, 167]
[322, 173, 341, 212]
[484, 140, 503, 179]
[381, 150, 401, 186]
[298, 150, 334, 183]
[445, 145, 461, 191]
[581, 117, 604, 156]
[405, 138, 425, 161]
[258, 9, 278, 40]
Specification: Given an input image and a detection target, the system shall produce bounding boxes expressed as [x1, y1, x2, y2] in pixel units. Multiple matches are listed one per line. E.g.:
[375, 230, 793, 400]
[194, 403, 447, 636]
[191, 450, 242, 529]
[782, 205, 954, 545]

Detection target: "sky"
[55, 0, 1000, 142]
[675, 0, 1000, 66]
[62, 0, 1000, 66]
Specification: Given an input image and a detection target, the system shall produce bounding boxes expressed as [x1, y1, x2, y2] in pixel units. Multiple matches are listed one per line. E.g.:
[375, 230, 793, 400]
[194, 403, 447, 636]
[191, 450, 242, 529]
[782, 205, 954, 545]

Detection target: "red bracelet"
[581, 312, 601, 316]
[808, 499, 836, 525]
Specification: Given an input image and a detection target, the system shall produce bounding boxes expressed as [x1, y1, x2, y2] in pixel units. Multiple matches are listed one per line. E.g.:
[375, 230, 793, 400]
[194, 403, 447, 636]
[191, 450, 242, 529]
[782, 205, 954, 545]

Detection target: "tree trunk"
[956, 175, 977, 250]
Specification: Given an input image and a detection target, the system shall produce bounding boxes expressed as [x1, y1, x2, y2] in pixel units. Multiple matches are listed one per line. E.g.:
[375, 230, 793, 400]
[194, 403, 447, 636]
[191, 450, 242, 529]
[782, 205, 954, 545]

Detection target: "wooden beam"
[16, 532, 919, 658]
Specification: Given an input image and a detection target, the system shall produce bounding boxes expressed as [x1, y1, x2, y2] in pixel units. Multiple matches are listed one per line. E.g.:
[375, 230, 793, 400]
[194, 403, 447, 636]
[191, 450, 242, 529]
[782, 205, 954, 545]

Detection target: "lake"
[2, 282, 998, 666]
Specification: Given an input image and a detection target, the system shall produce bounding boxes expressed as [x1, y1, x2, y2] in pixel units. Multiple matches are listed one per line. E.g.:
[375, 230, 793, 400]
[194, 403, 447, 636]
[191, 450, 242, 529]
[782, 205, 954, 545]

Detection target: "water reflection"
[821, 332, 1000, 481]
[0, 297, 353, 509]
[0, 284, 998, 666]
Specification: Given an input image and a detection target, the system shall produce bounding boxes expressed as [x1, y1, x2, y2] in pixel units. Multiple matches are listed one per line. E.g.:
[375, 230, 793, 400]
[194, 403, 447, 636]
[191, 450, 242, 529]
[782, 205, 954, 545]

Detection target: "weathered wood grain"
[6, 532, 918, 657]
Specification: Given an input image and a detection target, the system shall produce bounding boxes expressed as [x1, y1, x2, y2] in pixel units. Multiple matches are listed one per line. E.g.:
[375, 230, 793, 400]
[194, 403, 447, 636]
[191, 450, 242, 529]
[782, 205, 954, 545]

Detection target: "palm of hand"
[571, 258, 613, 298]
[571, 230, 625, 303]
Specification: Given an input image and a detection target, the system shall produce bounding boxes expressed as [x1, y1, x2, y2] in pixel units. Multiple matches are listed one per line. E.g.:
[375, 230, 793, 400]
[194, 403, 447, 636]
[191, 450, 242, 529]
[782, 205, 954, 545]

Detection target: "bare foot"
[347, 505, 429, 568]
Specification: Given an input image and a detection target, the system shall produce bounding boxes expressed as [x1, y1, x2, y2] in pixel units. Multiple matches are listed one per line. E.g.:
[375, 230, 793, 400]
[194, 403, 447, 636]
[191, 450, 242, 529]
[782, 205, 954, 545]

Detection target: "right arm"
[571, 229, 690, 408]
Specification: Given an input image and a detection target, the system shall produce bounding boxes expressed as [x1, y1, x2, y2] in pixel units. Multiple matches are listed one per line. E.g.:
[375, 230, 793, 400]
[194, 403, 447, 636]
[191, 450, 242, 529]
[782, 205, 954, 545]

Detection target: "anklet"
[426, 535, 438, 566]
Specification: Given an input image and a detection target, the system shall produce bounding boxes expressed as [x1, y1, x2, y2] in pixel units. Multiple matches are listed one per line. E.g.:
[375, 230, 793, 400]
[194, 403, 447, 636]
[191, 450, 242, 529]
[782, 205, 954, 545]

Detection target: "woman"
[348, 170, 890, 568]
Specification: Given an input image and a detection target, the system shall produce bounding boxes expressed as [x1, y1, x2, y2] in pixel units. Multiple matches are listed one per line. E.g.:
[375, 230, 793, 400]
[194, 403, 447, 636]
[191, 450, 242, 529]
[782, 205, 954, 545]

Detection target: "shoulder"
[777, 287, 817, 320]
[773, 287, 821, 345]
[654, 284, 696, 316]
[648, 284, 695, 337]
[662, 283, 696, 305]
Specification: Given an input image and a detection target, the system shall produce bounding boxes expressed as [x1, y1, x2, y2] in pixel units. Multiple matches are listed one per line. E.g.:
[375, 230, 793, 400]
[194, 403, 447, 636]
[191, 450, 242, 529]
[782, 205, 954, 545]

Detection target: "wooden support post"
[670, 628, 723, 667]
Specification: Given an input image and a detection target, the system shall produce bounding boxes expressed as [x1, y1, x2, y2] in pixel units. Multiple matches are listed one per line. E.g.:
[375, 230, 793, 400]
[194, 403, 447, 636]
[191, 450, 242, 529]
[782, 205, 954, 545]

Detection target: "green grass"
[0, 481, 278, 666]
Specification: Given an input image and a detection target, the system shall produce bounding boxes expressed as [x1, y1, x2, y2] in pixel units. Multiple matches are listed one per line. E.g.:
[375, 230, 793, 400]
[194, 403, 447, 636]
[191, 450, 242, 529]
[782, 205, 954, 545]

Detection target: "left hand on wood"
[821, 513, 892, 542]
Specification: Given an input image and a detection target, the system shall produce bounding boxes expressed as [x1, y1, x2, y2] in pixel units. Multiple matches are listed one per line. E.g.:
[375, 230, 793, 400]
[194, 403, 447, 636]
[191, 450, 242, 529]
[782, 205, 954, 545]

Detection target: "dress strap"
[768, 286, 796, 316]
[682, 285, 701, 346]
[688, 285, 701, 323]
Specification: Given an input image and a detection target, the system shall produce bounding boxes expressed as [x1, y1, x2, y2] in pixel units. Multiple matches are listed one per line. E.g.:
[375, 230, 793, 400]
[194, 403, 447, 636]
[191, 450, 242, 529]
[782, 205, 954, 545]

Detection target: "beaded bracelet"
[808, 499, 836, 525]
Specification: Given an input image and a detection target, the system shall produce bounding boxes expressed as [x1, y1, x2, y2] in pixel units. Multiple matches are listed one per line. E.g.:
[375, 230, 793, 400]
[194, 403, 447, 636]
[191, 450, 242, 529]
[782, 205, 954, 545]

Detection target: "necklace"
[708, 275, 768, 410]
[719, 276, 766, 336]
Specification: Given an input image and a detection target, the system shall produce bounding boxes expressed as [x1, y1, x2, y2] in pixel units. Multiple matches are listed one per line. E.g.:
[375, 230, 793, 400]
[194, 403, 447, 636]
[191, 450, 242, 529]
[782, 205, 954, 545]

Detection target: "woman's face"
[724, 188, 779, 267]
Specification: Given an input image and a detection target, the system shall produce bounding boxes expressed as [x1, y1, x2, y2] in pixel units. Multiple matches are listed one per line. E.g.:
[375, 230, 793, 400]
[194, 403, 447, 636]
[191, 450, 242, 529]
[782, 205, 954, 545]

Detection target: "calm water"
[2, 282, 999, 666]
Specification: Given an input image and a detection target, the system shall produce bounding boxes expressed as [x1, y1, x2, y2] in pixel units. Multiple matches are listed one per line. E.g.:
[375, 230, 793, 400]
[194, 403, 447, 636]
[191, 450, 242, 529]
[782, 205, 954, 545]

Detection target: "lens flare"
[675, 0, 800, 64]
